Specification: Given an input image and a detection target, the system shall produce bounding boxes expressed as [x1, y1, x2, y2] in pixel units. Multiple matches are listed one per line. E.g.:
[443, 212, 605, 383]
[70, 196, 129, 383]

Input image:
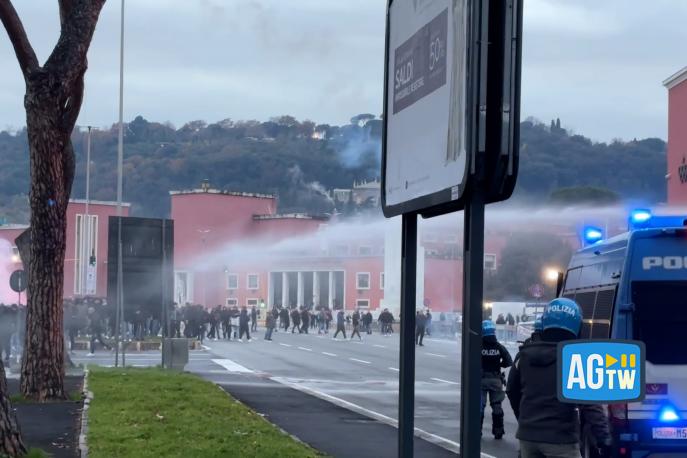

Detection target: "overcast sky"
[1, 0, 685, 141]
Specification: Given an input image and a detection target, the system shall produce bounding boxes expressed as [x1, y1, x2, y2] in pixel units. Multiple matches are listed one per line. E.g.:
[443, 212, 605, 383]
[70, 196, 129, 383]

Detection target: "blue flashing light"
[658, 405, 680, 423]
[628, 213, 687, 231]
[583, 226, 604, 245]
[630, 209, 652, 224]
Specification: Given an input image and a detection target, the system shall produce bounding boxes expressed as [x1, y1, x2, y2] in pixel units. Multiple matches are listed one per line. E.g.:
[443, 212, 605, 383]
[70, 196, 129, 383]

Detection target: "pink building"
[170, 186, 327, 310]
[664, 66, 687, 205]
[0, 200, 130, 302]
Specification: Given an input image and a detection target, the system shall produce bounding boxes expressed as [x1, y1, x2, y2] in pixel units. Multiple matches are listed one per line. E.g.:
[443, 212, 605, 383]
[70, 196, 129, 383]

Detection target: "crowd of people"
[0, 297, 458, 361]
[0, 304, 24, 365]
[58, 298, 443, 354]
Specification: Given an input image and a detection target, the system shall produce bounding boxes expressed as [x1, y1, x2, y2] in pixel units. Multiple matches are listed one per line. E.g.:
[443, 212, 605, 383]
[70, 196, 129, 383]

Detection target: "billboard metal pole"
[460, 187, 485, 458]
[398, 211, 417, 458]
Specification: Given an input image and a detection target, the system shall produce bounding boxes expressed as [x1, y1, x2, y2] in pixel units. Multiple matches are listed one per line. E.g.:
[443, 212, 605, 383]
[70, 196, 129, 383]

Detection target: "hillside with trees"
[0, 115, 666, 223]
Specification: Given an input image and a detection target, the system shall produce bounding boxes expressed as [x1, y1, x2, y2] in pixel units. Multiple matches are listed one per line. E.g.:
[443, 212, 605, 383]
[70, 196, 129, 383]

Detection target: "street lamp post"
[114, 0, 126, 368]
[544, 267, 564, 298]
[197, 229, 211, 307]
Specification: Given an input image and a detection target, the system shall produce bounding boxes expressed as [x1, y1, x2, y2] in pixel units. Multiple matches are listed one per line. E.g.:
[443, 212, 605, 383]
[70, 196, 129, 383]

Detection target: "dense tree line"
[0, 116, 666, 223]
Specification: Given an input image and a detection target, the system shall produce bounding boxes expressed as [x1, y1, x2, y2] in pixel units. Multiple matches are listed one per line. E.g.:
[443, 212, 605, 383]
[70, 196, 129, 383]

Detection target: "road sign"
[10, 269, 27, 293]
[528, 283, 544, 299]
[382, 1, 523, 457]
[382, 0, 470, 217]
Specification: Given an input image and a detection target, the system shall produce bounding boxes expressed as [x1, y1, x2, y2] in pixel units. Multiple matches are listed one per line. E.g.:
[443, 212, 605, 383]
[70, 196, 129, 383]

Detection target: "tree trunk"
[19, 74, 72, 401]
[0, 361, 26, 457]
[2, 0, 106, 402]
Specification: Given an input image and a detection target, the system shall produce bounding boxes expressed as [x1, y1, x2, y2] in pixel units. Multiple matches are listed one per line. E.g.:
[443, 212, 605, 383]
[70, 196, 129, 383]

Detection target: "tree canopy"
[0, 116, 667, 223]
[485, 231, 573, 302]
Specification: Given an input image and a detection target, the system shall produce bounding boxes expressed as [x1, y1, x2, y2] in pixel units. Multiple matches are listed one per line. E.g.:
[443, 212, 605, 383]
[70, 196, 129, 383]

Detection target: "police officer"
[481, 319, 512, 439]
[527, 316, 543, 345]
[506, 298, 612, 458]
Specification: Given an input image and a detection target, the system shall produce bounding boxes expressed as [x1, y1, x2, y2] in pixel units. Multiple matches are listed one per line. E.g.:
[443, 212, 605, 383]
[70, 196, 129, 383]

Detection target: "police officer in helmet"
[506, 298, 612, 458]
[481, 319, 513, 439]
[528, 316, 543, 344]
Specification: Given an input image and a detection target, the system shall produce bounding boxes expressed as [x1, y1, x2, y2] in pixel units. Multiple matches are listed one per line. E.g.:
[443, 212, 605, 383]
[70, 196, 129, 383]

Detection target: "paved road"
[72, 329, 522, 458]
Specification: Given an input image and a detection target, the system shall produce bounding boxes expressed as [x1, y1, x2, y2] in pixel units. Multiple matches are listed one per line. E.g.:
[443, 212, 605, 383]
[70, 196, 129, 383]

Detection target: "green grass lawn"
[87, 368, 322, 458]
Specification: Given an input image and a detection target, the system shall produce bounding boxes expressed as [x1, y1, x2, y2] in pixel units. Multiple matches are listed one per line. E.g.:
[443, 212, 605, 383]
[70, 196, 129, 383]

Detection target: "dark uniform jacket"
[290, 309, 301, 325]
[506, 341, 610, 445]
[481, 335, 512, 374]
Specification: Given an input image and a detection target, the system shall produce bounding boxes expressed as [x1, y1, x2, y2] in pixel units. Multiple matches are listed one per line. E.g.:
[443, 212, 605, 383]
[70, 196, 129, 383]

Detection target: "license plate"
[652, 427, 687, 439]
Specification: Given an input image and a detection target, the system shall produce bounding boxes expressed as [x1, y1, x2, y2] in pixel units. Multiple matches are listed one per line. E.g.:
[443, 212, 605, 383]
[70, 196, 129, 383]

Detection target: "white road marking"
[211, 359, 254, 374]
[202, 345, 211, 350]
[426, 352, 447, 358]
[349, 358, 371, 364]
[322, 352, 337, 357]
[373, 344, 386, 349]
[270, 376, 496, 458]
[298, 346, 312, 352]
[388, 367, 400, 372]
[431, 377, 460, 386]
[351, 341, 364, 345]
[279, 343, 292, 347]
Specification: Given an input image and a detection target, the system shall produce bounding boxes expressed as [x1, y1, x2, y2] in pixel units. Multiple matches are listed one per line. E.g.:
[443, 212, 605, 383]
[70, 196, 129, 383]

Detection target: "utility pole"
[114, 0, 126, 368]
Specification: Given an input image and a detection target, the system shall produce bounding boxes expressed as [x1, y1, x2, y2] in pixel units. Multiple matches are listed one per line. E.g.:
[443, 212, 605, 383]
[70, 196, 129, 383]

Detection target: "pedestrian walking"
[87, 307, 111, 356]
[290, 307, 301, 333]
[362, 310, 373, 335]
[221, 307, 231, 340]
[239, 307, 251, 342]
[318, 309, 326, 334]
[300, 307, 310, 334]
[333, 310, 346, 339]
[264, 312, 275, 341]
[350, 309, 362, 341]
[415, 310, 427, 346]
[230, 307, 240, 340]
[280, 307, 290, 332]
[251, 306, 258, 332]
[506, 299, 612, 457]
[425, 309, 433, 336]
[379, 308, 392, 336]
[325, 308, 332, 333]
[480, 319, 512, 439]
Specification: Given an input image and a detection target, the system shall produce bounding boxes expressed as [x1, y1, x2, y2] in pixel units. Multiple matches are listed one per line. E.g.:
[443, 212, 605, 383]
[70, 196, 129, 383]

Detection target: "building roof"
[663, 66, 687, 90]
[253, 213, 329, 221]
[69, 198, 131, 207]
[169, 188, 275, 199]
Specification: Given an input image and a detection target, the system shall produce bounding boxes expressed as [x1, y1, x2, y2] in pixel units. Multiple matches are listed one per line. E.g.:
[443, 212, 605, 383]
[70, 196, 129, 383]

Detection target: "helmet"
[534, 316, 543, 332]
[541, 298, 582, 336]
[482, 320, 496, 337]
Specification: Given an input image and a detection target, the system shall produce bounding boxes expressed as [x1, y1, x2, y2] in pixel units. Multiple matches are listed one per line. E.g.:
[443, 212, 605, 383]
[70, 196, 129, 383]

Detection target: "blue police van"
[561, 211, 687, 458]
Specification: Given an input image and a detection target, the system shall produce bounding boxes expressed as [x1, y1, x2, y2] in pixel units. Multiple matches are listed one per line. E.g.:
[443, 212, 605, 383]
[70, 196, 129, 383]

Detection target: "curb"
[79, 368, 93, 458]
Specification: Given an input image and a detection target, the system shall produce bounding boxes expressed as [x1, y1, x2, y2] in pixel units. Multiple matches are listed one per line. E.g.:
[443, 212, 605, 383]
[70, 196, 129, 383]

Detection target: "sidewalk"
[196, 370, 457, 458]
[8, 375, 84, 458]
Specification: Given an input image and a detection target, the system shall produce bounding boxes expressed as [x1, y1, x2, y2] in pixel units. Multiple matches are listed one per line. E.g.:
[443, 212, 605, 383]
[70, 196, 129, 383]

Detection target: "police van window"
[579, 262, 621, 290]
[563, 267, 582, 291]
[632, 281, 687, 365]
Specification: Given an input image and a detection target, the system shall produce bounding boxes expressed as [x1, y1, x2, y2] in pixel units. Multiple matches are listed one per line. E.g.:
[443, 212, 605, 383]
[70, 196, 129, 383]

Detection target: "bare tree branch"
[0, 0, 38, 78]
[44, 0, 106, 92]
